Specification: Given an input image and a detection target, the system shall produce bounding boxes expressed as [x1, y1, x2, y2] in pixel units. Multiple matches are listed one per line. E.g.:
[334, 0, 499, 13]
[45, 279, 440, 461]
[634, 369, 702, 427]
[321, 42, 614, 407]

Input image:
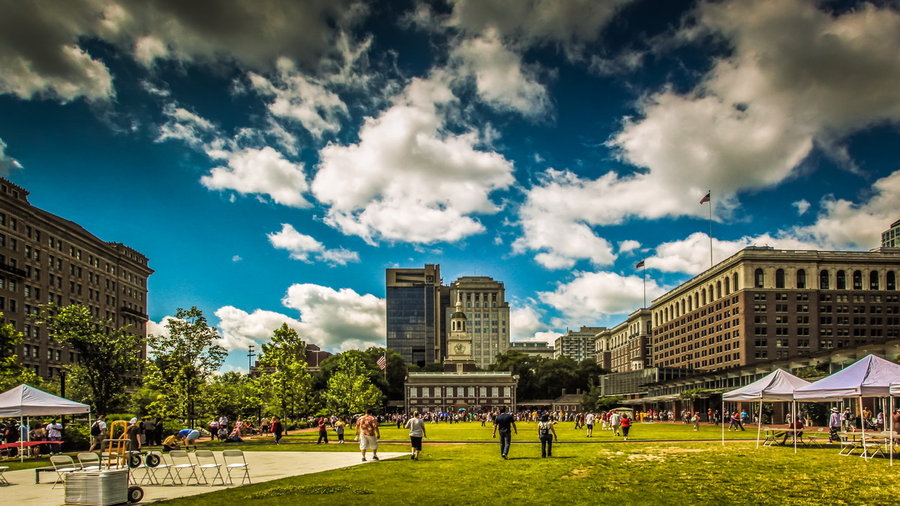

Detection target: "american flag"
[377, 354, 387, 370]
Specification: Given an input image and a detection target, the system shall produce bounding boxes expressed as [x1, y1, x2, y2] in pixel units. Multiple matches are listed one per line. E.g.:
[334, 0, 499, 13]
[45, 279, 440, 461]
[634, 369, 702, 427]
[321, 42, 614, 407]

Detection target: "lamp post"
[248, 345, 256, 373]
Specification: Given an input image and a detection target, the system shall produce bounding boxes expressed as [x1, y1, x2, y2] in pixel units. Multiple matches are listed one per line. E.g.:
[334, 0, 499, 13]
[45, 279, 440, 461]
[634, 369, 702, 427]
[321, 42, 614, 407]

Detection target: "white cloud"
[510, 306, 550, 341]
[604, 0, 900, 222]
[515, 330, 562, 347]
[313, 72, 515, 244]
[214, 306, 303, 351]
[147, 316, 174, 340]
[792, 199, 811, 216]
[281, 283, 385, 351]
[201, 147, 311, 208]
[0, 139, 24, 176]
[231, 255, 243, 262]
[267, 223, 359, 266]
[647, 232, 820, 275]
[539, 271, 665, 322]
[451, 29, 550, 117]
[156, 104, 217, 149]
[247, 57, 348, 140]
[618, 240, 641, 254]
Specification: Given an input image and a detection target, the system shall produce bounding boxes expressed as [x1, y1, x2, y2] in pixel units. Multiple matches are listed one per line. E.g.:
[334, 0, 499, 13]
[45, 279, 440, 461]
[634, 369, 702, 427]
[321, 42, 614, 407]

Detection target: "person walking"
[355, 409, 381, 462]
[316, 416, 329, 444]
[620, 413, 632, 441]
[405, 411, 427, 460]
[585, 412, 595, 437]
[88, 415, 107, 452]
[334, 417, 346, 444]
[609, 411, 622, 436]
[731, 411, 745, 431]
[492, 406, 517, 460]
[46, 419, 63, 454]
[828, 407, 843, 442]
[538, 414, 557, 458]
[271, 417, 283, 444]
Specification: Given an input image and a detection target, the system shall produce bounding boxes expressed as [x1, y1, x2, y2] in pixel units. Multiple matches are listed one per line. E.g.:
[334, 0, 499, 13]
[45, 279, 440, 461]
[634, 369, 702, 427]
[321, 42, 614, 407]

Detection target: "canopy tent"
[0, 384, 90, 462]
[794, 355, 900, 465]
[891, 382, 900, 396]
[721, 369, 811, 449]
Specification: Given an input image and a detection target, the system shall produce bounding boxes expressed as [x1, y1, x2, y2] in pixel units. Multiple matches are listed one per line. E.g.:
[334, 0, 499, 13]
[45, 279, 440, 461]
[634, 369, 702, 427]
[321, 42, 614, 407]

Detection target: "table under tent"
[721, 368, 810, 451]
[793, 354, 900, 465]
[0, 384, 90, 461]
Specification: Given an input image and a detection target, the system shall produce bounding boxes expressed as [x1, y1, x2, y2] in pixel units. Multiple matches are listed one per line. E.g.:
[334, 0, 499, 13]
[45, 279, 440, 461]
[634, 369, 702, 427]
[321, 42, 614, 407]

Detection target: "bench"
[34, 466, 57, 484]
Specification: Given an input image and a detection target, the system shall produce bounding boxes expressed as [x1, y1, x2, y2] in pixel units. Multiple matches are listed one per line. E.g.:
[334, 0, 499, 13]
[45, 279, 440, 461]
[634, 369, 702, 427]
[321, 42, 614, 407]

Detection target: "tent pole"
[756, 400, 763, 449]
[858, 396, 866, 455]
[721, 399, 725, 447]
[792, 400, 798, 454]
[890, 395, 894, 467]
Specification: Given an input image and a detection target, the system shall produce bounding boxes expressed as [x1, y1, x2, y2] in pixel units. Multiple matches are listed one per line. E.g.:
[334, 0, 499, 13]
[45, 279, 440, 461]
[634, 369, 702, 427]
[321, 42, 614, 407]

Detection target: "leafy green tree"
[0, 313, 42, 391]
[255, 323, 313, 419]
[38, 304, 144, 413]
[145, 307, 227, 424]
[489, 351, 542, 400]
[322, 353, 382, 415]
[198, 372, 264, 422]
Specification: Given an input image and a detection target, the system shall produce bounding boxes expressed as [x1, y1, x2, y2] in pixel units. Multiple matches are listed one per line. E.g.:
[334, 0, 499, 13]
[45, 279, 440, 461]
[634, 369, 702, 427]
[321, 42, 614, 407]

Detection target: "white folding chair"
[195, 450, 225, 486]
[861, 440, 885, 460]
[222, 449, 250, 485]
[49, 455, 81, 489]
[144, 451, 177, 486]
[838, 434, 859, 456]
[0, 465, 9, 485]
[169, 450, 200, 486]
[77, 452, 101, 471]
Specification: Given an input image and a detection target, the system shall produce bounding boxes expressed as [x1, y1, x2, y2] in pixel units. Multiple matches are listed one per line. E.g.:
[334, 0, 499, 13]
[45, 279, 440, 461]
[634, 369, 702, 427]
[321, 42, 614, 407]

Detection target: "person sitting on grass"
[225, 426, 243, 443]
[162, 433, 184, 453]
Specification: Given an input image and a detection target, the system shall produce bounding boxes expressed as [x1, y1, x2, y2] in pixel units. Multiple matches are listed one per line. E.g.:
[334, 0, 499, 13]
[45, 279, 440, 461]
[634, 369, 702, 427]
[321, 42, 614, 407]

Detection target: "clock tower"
[444, 295, 477, 373]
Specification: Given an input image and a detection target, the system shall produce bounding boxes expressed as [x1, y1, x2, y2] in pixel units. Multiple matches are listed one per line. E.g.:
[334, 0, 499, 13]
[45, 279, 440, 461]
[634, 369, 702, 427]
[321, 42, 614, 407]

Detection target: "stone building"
[509, 341, 554, 358]
[595, 308, 651, 372]
[0, 177, 152, 380]
[386, 264, 445, 367]
[448, 276, 510, 369]
[554, 326, 605, 362]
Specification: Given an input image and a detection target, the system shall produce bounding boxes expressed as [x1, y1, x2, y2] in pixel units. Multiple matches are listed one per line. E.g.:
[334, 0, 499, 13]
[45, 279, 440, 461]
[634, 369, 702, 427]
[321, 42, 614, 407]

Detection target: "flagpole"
[642, 263, 647, 308]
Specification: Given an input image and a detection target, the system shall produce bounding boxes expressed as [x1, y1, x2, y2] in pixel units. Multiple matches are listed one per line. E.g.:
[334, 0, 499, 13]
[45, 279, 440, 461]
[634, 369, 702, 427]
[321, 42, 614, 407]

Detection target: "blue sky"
[1, 0, 899, 373]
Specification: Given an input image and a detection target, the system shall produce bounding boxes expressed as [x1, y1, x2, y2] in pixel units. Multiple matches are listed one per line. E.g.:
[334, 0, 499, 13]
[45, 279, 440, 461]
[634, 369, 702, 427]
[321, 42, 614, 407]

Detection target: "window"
[870, 271, 879, 290]
[888, 271, 896, 291]
[775, 269, 785, 288]
[797, 269, 806, 289]
[754, 268, 765, 288]
[853, 270, 862, 290]
[836, 270, 846, 290]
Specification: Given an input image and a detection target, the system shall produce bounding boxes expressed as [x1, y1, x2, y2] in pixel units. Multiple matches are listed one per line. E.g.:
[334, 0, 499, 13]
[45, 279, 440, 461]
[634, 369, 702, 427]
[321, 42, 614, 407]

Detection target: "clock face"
[454, 343, 465, 353]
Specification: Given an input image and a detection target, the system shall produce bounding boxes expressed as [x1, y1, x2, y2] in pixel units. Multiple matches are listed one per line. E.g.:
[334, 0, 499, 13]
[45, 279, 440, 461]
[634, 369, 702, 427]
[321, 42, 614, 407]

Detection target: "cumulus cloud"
[247, 57, 348, 140]
[281, 283, 385, 351]
[214, 306, 303, 351]
[516, 330, 562, 347]
[618, 239, 641, 254]
[156, 104, 218, 148]
[510, 306, 551, 341]
[201, 147, 311, 208]
[0, 139, 24, 176]
[539, 271, 665, 323]
[267, 223, 360, 266]
[792, 199, 811, 216]
[313, 72, 515, 244]
[451, 29, 550, 117]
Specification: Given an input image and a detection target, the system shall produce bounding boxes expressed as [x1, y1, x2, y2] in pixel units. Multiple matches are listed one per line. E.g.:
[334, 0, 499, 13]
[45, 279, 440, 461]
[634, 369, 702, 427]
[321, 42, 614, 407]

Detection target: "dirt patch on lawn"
[562, 468, 592, 479]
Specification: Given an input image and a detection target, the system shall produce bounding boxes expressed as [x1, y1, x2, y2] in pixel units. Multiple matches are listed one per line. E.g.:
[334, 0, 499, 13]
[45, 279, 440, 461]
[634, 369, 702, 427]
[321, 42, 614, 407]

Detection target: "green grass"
[156, 423, 900, 505]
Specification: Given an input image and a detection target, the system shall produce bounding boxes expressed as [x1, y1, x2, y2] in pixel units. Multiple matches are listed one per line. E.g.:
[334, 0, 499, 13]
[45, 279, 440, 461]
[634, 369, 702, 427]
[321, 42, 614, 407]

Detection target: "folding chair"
[222, 449, 250, 485]
[77, 452, 101, 471]
[195, 450, 225, 486]
[169, 450, 201, 486]
[0, 465, 9, 485]
[838, 434, 859, 456]
[144, 451, 176, 486]
[49, 455, 81, 489]
[861, 440, 885, 460]
[804, 428, 826, 449]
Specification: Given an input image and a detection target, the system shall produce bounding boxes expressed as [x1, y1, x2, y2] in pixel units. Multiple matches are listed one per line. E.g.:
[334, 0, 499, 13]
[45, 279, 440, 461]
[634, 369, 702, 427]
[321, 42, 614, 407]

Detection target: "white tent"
[721, 369, 810, 449]
[794, 355, 900, 464]
[891, 382, 900, 466]
[0, 384, 90, 461]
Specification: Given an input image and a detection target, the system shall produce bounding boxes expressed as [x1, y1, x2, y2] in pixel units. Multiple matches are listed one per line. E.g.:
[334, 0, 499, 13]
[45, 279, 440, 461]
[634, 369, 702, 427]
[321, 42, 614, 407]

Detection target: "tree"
[0, 312, 42, 391]
[145, 307, 227, 424]
[197, 372, 264, 422]
[255, 323, 313, 419]
[321, 353, 382, 415]
[39, 304, 144, 413]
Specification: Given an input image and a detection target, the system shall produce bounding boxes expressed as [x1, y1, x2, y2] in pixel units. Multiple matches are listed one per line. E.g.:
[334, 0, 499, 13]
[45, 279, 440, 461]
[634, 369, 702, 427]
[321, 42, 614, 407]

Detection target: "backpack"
[539, 423, 551, 437]
[90, 421, 101, 436]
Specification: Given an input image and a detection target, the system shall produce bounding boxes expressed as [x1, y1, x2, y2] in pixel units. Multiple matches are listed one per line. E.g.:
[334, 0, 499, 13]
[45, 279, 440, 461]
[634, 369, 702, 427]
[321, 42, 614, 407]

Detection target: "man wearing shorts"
[355, 409, 381, 462]
[405, 411, 427, 460]
[585, 412, 595, 437]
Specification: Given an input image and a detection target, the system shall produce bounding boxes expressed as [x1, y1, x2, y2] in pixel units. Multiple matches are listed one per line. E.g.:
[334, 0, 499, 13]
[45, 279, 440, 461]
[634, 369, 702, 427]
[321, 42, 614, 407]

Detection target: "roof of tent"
[793, 354, 900, 401]
[0, 384, 90, 417]
[722, 369, 810, 401]
[891, 382, 900, 396]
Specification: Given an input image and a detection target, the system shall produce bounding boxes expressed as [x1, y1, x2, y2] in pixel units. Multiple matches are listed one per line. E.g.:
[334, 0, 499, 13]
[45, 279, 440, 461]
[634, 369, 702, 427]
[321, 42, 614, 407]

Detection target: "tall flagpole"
[642, 263, 647, 308]
[701, 190, 713, 268]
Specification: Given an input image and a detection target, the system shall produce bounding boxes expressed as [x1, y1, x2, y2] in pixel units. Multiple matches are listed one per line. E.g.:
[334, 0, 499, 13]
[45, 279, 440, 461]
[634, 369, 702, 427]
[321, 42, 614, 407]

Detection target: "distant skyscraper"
[883, 219, 900, 248]
[386, 264, 445, 367]
[449, 276, 510, 369]
[554, 327, 606, 362]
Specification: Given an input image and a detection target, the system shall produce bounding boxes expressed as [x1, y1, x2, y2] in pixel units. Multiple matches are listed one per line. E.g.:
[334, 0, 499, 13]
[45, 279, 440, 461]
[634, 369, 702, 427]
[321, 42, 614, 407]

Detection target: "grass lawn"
[156, 422, 900, 505]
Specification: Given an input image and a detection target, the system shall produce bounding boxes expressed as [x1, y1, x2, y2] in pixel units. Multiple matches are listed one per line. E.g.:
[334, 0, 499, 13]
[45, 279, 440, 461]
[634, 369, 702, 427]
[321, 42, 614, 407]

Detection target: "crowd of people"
[0, 419, 63, 457]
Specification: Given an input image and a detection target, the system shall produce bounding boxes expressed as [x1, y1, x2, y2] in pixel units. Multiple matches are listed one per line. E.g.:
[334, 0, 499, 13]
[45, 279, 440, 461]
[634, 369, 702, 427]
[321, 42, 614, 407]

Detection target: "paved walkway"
[0, 451, 407, 505]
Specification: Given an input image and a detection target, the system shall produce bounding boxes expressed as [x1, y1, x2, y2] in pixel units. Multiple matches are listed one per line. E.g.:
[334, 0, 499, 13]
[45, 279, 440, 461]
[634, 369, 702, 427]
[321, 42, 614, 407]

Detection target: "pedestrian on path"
[355, 409, 381, 462]
[538, 414, 557, 458]
[609, 411, 622, 436]
[334, 418, 346, 444]
[492, 406, 517, 459]
[585, 412, 595, 437]
[405, 411, 427, 460]
[621, 413, 632, 441]
[271, 417, 283, 444]
[317, 416, 329, 444]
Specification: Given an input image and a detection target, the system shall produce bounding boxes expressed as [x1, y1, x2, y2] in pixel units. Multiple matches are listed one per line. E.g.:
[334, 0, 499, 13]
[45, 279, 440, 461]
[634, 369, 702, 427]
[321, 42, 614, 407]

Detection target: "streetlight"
[248, 345, 256, 372]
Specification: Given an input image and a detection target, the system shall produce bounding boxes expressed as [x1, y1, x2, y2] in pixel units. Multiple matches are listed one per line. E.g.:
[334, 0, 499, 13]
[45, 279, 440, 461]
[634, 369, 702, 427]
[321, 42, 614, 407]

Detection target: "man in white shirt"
[89, 415, 107, 452]
[609, 411, 622, 436]
[585, 412, 596, 437]
[46, 419, 63, 454]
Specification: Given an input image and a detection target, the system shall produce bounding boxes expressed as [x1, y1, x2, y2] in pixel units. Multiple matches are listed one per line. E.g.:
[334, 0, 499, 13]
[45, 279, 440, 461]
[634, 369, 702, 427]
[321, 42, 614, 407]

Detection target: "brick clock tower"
[444, 296, 478, 373]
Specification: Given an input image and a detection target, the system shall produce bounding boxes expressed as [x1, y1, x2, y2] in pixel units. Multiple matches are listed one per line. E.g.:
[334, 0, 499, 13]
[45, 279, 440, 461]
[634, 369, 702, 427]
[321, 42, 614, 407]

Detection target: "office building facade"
[884, 219, 900, 248]
[509, 341, 554, 359]
[386, 264, 446, 367]
[595, 308, 651, 373]
[0, 177, 152, 380]
[448, 276, 510, 369]
[554, 326, 605, 362]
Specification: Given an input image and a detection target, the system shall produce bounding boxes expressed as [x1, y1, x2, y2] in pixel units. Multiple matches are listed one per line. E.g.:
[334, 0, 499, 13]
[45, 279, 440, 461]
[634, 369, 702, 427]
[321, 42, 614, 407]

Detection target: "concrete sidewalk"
[0, 450, 406, 505]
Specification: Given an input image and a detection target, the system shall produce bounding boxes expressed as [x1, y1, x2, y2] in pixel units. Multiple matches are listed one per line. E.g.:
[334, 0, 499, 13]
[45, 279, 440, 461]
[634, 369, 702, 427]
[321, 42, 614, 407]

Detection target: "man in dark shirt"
[491, 406, 517, 459]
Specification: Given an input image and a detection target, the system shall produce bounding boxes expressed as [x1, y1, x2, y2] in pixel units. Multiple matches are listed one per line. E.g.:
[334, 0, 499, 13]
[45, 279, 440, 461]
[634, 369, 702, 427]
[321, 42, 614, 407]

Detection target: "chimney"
[576, 388, 582, 395]
[561, 388, 566, 396]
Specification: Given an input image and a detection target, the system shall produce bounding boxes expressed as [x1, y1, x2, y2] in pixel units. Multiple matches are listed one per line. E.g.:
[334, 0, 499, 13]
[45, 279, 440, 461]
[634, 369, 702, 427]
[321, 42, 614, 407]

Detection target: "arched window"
[754, 268, 765, 288]
[681, 299, 686, 315]
[888, 271, 896, 291]
[701, 289, 707, 305]
[724, 277, 731, 294]
[733, 273, 739, 291]
[836, 270, 846, 290]
[694, 293, 700, 308]
[853, 270, 862, 290]
[775, 269, 785, 289]
[870, 271, 879, 290]
[797, 269, 806, 289]
[820, 270, 829, 289]
[688, 297, 693, 312]
[716, 280, 722, 299]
